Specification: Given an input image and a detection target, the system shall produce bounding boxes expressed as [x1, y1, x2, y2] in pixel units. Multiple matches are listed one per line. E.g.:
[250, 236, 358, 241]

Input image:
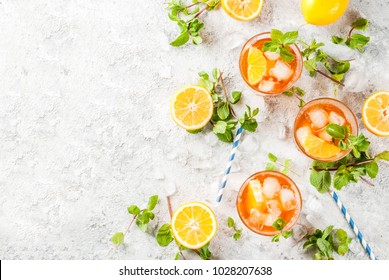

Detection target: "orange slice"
[247, 47, 267, 85]
[303, 134, 341, 159]
[171, 202, 218, 249]
[170, 85, 213, 131]
[246, 179, 266, 212]
[362, 91, 389, 137]
[221, 0, 264, 21]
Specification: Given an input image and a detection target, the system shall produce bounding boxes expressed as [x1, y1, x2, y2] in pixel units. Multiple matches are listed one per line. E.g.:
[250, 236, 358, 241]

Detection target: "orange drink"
[237, 171, 302, 236]
[294, 98, 358, 162]
[239, 32, 303, 96]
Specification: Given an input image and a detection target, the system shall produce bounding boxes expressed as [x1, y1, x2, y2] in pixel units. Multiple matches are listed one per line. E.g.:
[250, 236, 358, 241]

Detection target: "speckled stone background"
[0, 0, 388, 260]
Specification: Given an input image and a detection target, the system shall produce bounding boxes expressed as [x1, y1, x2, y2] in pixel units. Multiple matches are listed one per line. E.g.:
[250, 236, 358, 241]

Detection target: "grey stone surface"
[0, 0, 388, 260]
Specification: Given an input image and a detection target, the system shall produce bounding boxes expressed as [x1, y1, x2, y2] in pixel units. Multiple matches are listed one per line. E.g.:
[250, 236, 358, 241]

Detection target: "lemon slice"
[247, 47, 267, 85]
[221, 0, 264, 21]
[170, 85, 213, 131]
[303, 134, 342, 159]
[171, 202, 218, 249]
[362, 91, 389, 137]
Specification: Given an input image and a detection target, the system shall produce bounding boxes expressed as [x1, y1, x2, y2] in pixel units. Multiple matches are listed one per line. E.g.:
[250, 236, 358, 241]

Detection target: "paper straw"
[216, 127, 243, 204]
[330, 191, 378, 260]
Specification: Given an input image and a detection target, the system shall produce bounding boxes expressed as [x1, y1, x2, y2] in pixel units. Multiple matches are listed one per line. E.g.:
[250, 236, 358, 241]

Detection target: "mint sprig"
[166, 0, 220, 47]
[282, 87, 306, 108]
[265, 152, 300, 176]
[303, 226, 351, 260]
[227, 217, 243, 240]
[271, 218, 293, 242]
[332, 18, 370, 53]
[111, 195, 159, 247]
[309, 126, 388, 192]
[262, 29, 298, 63]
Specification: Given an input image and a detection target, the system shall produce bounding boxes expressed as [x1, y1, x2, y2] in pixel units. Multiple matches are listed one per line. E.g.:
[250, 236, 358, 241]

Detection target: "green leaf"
[310, 170, 331, 193]
[265, 163, 276, 171]
[213, 121, 227, 134]
[272, 218, 286, 231]
[337, 243, 349, 256]
[336, 229, 348, 242]
[303, 241, 315, 250]
[227, 217, 235, 228]
[156, 224, 174, 246]
[212, 68, 219, 80]
[192, 36, 203, 45]
[268, 153, 278, 162]
[198, 71, 209, 80]
[322, 225, 334, 240]
[240, 118, 257, 132]
[147, 195, 158, 210]
[187, 128, 203, 134]
[303, 59, 317, 75]
[374, 151, 389, 161]
[281, 31, 298, 45]
[128, 205, 141, 215]
[215, 129, 233, 142]
[331, 36, 347, 45]
[233, 229, 242, 240]
[279, 47, 295, 63]
[272, 234, 281, 242]
[351, 18, 369, 31]
[270, 29, 283, 44]
[174, 252, 180, 260]
[282, 231, 293, 239]
[136, 219, 148, 232]
[199, 243, 212, 260]
[365, 161, 379, 179]
[230, 91, 242, 104]
[217, 102, 230, 120]
[111, 232, 124, 245]
[198, 77, 214, 91]
[170, 31, 190, 47]
[282, 159, 291, 174]
[252, 108, 259, 117]
[317, 238, 333, 258]
[334, 169, 350, 190]
[348, 34, 370, 52]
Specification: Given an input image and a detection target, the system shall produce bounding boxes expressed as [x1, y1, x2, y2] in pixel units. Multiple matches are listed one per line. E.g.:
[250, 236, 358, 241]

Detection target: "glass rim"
[236, 170, 302, 236]
[239, 31, 303, 96]
[293, 97, 360, 162]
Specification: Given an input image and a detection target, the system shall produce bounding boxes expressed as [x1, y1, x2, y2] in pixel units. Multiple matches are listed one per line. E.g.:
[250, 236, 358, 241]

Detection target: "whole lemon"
[301, 0, 350, 26]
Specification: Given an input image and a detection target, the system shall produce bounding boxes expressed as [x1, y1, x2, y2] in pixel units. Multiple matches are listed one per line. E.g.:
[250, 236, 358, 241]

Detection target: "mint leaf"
[199, 243, 212, 260]
[136, 219, 148, 232]
[156, 224, 174, 246]
[332, 36, 347, 45]
[268, 153, 278, 162]
[215, 129, 233, 143]
[227, 217, 235, 228]
[187, 128, 203, 134]
[351, 18, 369, 31]
[272, 234, 281, 242]
[112, 232, 124, 245]
[348, 34, 370, 52]
[266, 163, 276, 170]
[217, 102, 230, 120]
[272, 218, 286, 231]
[375, 151, 389, 161]
[212, 68, 219, 80]
[334, 168, 350, 190]
[230, 91, 242, 104]
[310, 170, 331, 193]
[322, 225, 334, 240]
[233, 229, 242, 240]
[128, 205, 141, 215]
[281, 31, 298, 45]
[279, 47, 295, 63]
[317, 238, 333, 258]
[213, 121, 227, 134]
[147, 195, 159, 210]
[282, 231, 292, 239]
[365, 161, 378, 178]
[170, 31, 190, 47]
[270, 29, 283, 44]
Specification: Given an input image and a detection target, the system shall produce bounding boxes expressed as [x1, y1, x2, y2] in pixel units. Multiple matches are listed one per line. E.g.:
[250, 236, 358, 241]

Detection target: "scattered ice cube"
[264, 51, 280, 61]
[248, 179, 264, 203]
[269, 60, 293, 81]
[249, 208, 266, 227]
[308, 109, 329, 129]
[296, 126, 312, 144]
[266, 200, 282, 216]
[318, 129, 333, 142]
[264, 213, 278, 227]
[258, 79, 276, 92]
[329, 111, 346, 126]
[279, 188, 297, 211]
[262, 177, 281, 199]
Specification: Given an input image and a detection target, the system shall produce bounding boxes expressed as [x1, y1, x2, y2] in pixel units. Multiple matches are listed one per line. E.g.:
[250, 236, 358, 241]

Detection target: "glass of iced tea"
[236, 171, 302, 236]
[294, 97, 359, 162]
[239, 32, 303, 96]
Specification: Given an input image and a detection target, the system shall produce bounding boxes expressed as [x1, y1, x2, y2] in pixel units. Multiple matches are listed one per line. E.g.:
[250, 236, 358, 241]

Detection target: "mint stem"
[219, 71, 237, 119]
[360, 176, 375, 187]
[275, 160, 301, 177]
[311, 158, 374, 171]
[315, 69, 345, 86]
[194, 5, 207, 19]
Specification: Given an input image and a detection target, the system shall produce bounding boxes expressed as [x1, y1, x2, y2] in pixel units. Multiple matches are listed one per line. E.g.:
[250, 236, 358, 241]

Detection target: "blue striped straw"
[330, 191, 378, 260]
[216, 127, 244, 203]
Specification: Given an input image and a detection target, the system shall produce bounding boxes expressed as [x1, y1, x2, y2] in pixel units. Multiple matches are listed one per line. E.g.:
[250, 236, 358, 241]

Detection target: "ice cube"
[308, 109, 329, 129]
[318, 129, 333, 142]
[264, 51, 280, 61]
[266, 200, 282, 216]
[296, 126, 312, 144]
[258, 79, 276, 92]
[279, 188, 297, 211]
[262, 177, 281, 199]
[264, 213, 278, 227]
[269, 60, 293, 81]
[249, 208, 266, 227]
[329, 111, 346, 126]
[248, 179, 264, 203]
